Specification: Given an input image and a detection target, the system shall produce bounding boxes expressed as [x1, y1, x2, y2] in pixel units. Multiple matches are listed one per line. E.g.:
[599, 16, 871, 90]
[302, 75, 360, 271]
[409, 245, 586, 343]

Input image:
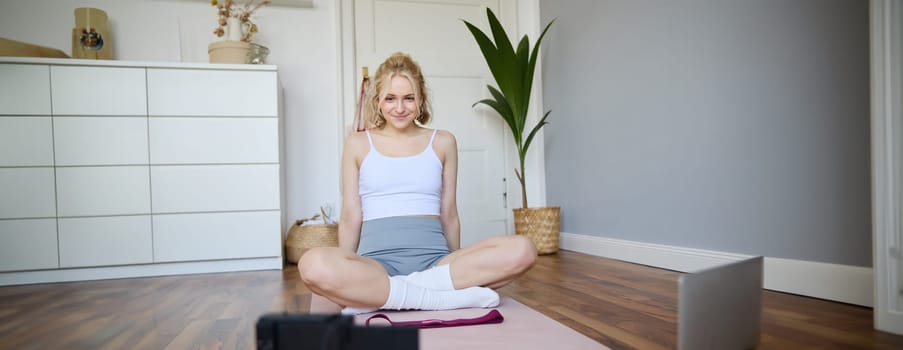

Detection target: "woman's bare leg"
[296, 247, 389, 308]
[435, 235, 537, 290]
[299, 246, 503, 312]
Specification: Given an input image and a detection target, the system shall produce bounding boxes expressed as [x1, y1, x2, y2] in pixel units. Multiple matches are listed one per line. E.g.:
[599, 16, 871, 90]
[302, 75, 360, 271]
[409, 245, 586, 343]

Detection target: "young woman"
[297, 52, 536, 313]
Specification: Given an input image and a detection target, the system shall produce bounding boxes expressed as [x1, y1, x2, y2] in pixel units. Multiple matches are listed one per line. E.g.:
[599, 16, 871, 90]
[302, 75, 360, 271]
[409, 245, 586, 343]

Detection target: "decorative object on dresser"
[72, 7, 112, 60]
[0, 38, 69, 58]
[464, 9, 560, 254]
[247, 42, 270, 64]
[209, 40, 252, 64]
[209, 0, 270, 64]
[0, 57, 282, 286]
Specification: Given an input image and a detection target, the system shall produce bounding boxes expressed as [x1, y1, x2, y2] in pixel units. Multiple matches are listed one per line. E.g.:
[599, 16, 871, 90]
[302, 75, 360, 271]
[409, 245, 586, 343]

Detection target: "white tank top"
[359, 129, 443, 221]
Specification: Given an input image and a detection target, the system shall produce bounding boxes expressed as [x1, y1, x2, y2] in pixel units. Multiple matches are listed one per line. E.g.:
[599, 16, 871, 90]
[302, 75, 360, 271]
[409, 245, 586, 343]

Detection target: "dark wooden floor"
[1, 250, 901, 349]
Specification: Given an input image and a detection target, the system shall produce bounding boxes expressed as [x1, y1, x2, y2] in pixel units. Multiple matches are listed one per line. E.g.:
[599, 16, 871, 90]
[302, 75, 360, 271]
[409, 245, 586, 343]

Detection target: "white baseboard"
[0, 257, 283, 286]
[560, 232, 873, 307]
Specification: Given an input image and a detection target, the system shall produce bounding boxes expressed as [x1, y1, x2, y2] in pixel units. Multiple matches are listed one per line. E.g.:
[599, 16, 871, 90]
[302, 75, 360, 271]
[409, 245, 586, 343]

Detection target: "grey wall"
[540, 0, 871, 266]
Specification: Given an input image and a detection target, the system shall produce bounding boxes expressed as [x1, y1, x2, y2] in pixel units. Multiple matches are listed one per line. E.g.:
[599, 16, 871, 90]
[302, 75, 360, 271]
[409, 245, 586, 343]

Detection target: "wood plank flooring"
[0, 250, 901, 349]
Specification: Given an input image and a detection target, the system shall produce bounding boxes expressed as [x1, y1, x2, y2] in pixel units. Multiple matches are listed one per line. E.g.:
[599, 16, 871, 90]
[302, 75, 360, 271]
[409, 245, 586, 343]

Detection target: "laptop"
[678, 256, 763, 350]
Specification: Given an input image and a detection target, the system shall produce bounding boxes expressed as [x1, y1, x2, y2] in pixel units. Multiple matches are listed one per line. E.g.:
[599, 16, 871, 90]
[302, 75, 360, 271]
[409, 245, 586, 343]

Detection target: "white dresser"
[0, 57, 283, 285]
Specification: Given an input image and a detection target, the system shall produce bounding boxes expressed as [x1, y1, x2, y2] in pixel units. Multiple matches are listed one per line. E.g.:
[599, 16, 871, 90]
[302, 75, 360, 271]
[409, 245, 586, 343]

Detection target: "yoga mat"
[310, 294, 607, 350]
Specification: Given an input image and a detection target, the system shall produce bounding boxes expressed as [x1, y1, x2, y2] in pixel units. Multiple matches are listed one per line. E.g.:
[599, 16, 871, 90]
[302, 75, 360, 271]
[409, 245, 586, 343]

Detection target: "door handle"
[502, 177, 507, 209]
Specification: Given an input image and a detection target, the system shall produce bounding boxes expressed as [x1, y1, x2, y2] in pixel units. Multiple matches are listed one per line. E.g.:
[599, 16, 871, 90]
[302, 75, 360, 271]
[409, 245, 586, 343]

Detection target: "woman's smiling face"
[379, 75, 419, 130]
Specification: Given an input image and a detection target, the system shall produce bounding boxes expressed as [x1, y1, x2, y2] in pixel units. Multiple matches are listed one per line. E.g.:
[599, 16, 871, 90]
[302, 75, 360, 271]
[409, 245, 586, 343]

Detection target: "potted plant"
[464, 9, 559, 254]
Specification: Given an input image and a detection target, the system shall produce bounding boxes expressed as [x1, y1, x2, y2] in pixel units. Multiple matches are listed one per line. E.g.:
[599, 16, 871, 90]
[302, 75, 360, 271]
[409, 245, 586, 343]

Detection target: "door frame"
[333, 0, 549, 233]
[871, 0, 903, 335]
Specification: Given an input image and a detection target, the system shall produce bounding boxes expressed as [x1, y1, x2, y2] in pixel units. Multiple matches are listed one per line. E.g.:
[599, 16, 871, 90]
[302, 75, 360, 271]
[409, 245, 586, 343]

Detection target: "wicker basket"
[284, 222, 338, 264]
[513, 206, 561, 255]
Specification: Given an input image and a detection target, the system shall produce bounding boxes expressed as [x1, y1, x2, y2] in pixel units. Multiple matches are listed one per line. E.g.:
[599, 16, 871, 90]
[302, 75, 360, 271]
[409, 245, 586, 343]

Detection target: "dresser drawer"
[0, 219, 59, 272]
[0, 168, 56, 219]
[0, 116, 54, 166]
[151, 164, 279, 213]
[51, 66, 147, 115]
[54, 116, 149, 166]
[153, 211, 281, 262]
[149, 117, 278, 164]
[147, 69, 277, 117]
[58, 216, 153, 267]
[0, 64, 50, 115]
[56, 166, 151, 217]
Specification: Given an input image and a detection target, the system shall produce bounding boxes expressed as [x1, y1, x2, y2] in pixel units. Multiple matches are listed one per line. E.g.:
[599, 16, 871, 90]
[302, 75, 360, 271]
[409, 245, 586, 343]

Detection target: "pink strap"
[365, 309, 503, 329]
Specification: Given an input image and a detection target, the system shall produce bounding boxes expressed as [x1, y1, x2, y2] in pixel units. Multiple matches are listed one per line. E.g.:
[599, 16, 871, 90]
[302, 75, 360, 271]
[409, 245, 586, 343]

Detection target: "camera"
[256, 313, 418, 350]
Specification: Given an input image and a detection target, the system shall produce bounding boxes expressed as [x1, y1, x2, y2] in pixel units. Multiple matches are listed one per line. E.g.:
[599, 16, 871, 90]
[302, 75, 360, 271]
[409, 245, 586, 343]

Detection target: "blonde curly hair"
[364, 52, 432, 128]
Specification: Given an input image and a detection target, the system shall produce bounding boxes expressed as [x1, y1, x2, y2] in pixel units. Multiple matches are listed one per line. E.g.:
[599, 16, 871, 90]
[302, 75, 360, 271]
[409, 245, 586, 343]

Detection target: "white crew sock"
[401, 264, 455, 290]
[341, 265, 478, 315]
[340, 265, 455, 315]
[381, 275, 499, 311]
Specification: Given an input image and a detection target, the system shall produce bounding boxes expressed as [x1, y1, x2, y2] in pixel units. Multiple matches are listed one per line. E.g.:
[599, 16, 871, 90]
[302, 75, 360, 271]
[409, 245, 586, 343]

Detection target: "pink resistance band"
[364, 309, 504, 329]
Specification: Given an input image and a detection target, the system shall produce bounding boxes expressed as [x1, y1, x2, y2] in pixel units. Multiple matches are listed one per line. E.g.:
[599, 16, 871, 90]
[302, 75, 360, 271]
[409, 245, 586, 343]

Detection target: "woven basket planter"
[284, 222, 338, 264]
[513, 206, 561, 255]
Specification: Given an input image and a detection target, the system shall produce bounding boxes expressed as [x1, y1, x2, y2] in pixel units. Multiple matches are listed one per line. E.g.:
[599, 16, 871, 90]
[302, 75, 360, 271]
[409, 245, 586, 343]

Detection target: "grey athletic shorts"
[357, 216, 450, 276]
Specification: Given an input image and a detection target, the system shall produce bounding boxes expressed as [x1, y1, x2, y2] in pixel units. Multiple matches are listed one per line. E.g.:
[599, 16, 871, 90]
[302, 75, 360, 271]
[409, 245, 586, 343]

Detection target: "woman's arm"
[437, 130, 461, 251]
[338, 133, 365, 253]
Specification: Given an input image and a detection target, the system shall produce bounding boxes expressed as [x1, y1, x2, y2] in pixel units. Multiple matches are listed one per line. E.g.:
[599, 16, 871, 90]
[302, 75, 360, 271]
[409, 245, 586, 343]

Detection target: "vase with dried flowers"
[208, 0, 270, 64]
[211, 0, 269, 43]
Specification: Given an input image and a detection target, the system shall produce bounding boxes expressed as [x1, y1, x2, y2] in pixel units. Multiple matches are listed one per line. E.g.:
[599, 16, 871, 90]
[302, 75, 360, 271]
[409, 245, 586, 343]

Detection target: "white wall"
[0, 0, 342, 233]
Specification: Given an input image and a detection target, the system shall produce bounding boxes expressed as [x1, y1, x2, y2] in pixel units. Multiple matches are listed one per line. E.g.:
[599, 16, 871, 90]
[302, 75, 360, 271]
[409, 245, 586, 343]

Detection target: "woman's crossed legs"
[297, 234, 537, 309]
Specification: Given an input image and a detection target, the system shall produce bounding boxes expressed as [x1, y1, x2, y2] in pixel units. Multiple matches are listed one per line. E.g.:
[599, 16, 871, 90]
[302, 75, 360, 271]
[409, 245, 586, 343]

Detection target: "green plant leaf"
[523, 110, 551, 156]
[473, 95, 517, 138]
[472, 99, 508, 124]
[515, 35, 530, 106]
[513, 35, 531, 132]
[484, 8, 523, 120]
[472, 98, 504, 117]
[463, 20, 506, 89]
[525, 19, 555, 105]
[485, 85, 520, 143]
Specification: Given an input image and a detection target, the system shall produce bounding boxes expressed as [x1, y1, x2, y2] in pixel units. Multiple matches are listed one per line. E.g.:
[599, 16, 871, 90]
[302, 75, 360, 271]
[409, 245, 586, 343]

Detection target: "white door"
[354, 0, 511, 247]
[872, 0, 903, 335]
